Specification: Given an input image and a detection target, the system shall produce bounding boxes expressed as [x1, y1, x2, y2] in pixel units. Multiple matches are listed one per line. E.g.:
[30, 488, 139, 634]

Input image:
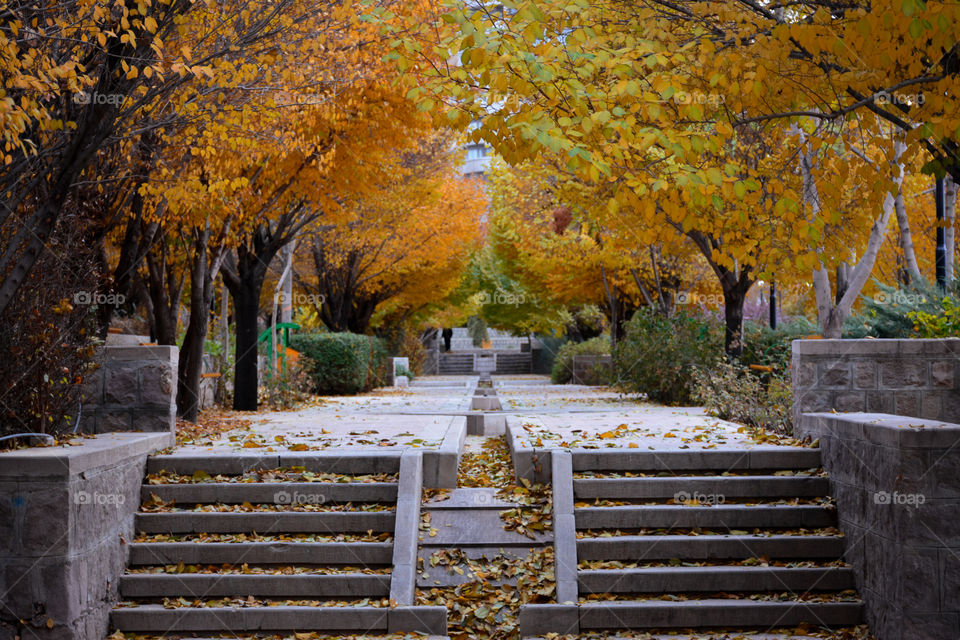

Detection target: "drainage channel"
[416, 378, 555, 639]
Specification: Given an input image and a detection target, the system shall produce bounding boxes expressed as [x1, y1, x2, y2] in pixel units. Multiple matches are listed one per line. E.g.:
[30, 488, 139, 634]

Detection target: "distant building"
[461, 120, 491, 178]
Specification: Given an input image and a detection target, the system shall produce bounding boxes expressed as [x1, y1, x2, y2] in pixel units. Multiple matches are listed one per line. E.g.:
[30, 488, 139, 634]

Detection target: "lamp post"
[769, 280, 777, 329]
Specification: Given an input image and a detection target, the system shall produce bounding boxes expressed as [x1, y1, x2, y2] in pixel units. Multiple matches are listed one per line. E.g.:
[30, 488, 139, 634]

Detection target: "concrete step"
[146, 452, 402, 476]
[573, 476, 830, 500]
[571, 449, 821, 473]
[417, 546, 542, 587]
[141, 482, 397, 505]
[128, 542, 393, 566]
[136, 511, 395, 534]
[423, 488, 518, 510]
[576, 535, 846, 562]
[422, 509, 551, 546]
[576, 599, 862, 629]
[575, 505, 835, 530]
[578, 566, 855, 594]
[111, 604, 448, 634]
[120, 573, 390, 598]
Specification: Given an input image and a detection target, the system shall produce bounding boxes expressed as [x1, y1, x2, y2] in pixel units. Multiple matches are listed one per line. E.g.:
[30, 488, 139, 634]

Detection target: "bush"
[551, 336, 610, 384]
[909, 297, 960, 337]
[614, 308, 723, 404]
[289, 332, 387, 395]
[741, 317, 818, 373]
[693, 362, 792, 435]
[844, 280, 959, 338]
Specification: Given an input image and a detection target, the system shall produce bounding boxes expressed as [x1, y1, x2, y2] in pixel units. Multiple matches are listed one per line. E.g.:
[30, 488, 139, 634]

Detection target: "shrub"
[551, 336, 611, 384]
[693, 362, 793, 435]
[0, 212, 103, 439]
[289, 332, 387, 395]
[534, 335, 568, 375]
[741, 317, 818, 373]
[844, 280, 958, 338]
[613, 308, 723, 405]
[909, 297, 960, 337]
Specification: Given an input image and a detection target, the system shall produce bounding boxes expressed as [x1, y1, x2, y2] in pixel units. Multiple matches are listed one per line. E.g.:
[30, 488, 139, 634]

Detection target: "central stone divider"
[110, 450, 447, 637]
[507, 418, 864, 636]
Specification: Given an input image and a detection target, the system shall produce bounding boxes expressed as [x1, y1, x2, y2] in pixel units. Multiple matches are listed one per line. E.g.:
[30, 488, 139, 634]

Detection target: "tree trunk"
[177, 225, 228, 423]
[946, 175, 957, 285]
[894, 191, 922, 283]
[722, 286, 746, 359]
[231, 277, 261, 411]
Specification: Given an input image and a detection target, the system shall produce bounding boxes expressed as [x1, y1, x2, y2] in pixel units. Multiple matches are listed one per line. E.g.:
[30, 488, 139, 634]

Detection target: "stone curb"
[423, 415, 465, 488]
[390, 449, 423, 605]
[806, 411, 960, 449]
[505, 415, 551, 483]
[551, 451, 578, 613]
[0, 432, 172, 479]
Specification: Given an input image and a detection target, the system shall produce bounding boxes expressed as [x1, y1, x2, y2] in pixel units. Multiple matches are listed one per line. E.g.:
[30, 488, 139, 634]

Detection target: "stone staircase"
[438, 352, 532, 375]
[111, 451, 446, 637]
[571, 449, 862, 631]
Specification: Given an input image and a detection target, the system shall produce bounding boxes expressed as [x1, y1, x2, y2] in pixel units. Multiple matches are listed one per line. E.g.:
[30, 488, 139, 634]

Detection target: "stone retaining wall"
[796, 412, 960, 640]
[791, 338, 960, 427]
[0, 432, 172, 640]
[81, 345, 178, 433]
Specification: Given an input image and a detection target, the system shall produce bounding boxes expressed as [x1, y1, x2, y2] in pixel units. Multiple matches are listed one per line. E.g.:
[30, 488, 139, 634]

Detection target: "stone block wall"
[796, 412, 960, 640]
[571, 355, 613, 385]
[81, 345, 178, 433]
[791, 339, 960, 427]
[0, 433, 171, 640]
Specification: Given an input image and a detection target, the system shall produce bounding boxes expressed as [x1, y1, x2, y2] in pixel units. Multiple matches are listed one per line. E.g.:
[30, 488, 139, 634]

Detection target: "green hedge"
[550, 336, 610, 384]
[289, 332, 388, 395]
[613, 308, 723, 405]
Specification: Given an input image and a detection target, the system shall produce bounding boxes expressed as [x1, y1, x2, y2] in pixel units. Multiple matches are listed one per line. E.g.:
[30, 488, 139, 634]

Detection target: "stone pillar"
[0, 432, 171, 640]
[791, 339, 960, 428]
[81, 345, 178, 434]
